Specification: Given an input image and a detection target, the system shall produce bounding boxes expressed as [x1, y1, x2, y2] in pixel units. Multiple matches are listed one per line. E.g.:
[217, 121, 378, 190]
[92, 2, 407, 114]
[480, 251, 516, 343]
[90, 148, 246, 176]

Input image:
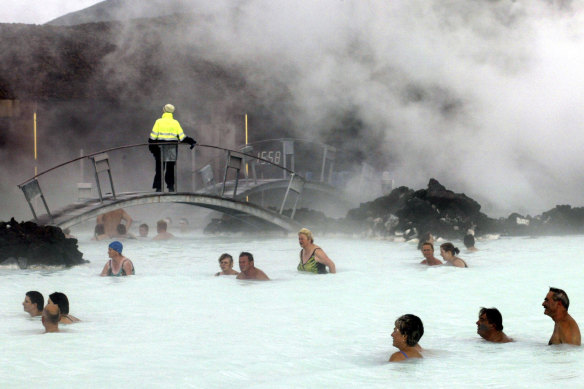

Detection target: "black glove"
[183, 136, 197, 149]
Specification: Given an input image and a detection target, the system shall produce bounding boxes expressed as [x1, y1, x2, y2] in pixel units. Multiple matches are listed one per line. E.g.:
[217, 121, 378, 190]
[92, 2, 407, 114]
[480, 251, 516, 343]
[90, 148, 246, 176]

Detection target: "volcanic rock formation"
[0, 218, 87, 268]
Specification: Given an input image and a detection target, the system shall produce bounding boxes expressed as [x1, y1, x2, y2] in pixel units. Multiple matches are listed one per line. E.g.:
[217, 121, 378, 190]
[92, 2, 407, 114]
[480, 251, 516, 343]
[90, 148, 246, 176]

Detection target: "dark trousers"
[152, 151, 176, 191]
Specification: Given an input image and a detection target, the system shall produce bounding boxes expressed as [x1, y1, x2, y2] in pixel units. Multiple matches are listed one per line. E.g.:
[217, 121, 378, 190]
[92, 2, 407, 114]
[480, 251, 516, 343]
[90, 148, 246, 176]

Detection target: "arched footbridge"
[17, 142, 351, 232]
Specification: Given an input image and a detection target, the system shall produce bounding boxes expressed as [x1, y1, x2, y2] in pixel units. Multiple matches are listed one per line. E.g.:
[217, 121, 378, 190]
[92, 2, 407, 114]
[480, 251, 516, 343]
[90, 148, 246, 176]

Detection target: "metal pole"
[80, 149, 84, 182]
[33, 106, 37, 177]
[192, 147, 196, 191]
[245, 113, 249, 177]
[320, 146, 328, 182]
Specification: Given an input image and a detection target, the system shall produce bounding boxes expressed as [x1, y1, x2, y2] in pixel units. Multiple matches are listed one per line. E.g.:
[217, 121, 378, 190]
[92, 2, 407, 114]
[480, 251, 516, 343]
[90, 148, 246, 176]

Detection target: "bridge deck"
[39, 191, 303, 232]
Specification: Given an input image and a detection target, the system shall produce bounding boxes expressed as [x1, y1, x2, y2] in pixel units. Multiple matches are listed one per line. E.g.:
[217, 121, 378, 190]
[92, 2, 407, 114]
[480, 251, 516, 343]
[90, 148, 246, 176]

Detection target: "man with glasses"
[542, 287, 581, 345]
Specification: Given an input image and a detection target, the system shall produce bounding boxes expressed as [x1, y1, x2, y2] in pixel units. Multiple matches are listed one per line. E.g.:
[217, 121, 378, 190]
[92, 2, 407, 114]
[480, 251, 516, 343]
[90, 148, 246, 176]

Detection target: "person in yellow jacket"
[149, 104, 196, 192]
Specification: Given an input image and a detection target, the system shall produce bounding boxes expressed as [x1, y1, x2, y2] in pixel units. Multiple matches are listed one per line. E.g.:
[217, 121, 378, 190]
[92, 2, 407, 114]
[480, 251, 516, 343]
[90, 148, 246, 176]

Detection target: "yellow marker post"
[245, 114, 249, 177]
[245, 113, 249, 145]
[34, 109, 37, 176]
[245, 114, 249, 202]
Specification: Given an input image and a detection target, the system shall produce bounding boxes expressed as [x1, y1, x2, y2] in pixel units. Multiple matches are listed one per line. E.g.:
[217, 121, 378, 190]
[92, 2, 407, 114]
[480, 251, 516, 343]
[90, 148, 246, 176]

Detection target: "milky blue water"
[1, 233, 582, 388]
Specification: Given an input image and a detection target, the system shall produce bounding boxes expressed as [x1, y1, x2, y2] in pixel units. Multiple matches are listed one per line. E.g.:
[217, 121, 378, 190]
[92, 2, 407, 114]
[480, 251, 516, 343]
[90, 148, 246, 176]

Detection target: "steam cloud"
[3, 0, 584, 221]
[108, 0, 584, 216]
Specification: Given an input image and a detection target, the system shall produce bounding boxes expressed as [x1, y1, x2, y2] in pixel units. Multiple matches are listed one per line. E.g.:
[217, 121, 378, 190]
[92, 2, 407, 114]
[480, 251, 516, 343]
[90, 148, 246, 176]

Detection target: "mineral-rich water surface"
[1, 234, 583, 388]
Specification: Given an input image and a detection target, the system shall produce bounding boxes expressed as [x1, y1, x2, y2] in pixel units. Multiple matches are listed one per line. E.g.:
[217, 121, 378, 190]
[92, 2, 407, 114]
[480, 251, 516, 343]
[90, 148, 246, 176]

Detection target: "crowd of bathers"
[26, 223, 582, 361]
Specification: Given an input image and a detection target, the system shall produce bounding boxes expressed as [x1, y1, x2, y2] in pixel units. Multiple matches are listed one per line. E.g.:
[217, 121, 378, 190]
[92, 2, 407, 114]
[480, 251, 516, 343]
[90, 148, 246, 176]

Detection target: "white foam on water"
[1, 234, 583, 388]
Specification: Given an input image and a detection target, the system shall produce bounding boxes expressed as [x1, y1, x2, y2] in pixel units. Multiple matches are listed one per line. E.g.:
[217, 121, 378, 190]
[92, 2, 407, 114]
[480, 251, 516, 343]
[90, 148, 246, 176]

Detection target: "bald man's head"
[43, 304, 60, 325]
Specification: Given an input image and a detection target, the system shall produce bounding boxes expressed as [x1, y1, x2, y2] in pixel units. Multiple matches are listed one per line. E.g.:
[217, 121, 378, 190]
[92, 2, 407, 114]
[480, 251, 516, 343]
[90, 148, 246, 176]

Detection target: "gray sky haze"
[0, 0, 101, 24]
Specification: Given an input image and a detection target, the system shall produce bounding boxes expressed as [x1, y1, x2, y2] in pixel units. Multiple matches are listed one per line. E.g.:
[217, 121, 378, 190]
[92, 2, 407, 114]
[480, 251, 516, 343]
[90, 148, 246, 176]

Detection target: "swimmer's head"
[48, 292, 70, 315]
[549, 287, 570, 310]
[43, 304, 60, 325]
[298, 228, 314, 243]
[394, 314, 424, 346]
[109, 241, 123, 254]
[218, 253, 233, 265]
[25, 291, 44, 312]
[421, 242, 434, 251]
[157, 220, 168, 232]
[139, 223, 149, 237]
[440, 242, 459, 256]
[463, 234, 475, 248]
[478, 307, 503, 331]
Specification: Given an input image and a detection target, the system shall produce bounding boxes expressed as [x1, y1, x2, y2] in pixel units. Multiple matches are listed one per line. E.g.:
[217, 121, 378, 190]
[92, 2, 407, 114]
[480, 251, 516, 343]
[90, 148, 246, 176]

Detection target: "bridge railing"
[17, 143, 306, 224]
[239, 138, 336, 184]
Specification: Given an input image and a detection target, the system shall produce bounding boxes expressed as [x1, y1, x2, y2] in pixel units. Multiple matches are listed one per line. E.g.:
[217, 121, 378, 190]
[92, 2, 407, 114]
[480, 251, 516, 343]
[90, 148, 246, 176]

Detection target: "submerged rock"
[0, 218, 88, 268]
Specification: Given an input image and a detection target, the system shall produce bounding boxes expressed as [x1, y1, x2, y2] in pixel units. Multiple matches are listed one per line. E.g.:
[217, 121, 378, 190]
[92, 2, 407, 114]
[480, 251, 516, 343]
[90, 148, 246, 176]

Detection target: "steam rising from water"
[99, 0, 584, 216]
[4, 0, 584, 221]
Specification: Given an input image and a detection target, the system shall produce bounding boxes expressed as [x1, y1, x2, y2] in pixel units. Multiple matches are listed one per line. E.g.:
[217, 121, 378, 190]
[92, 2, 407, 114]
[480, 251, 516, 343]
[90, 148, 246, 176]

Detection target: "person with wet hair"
[48, 292, 80, 324]
[138, 223, 149, 238]
[116, 224, 135, 239]
[42, 304, 60, 333]
[463, 234, 478, 252]
[389, 314, 424, 362]
[22, 291, 44, 317]
[153, 219, 174, 241]
[215, 253, 239, 276]
[420, 242, 442, 266]
[543, 287, 581, 345]
[297, 228, 336, 274]
[439, 243, 468, 268]
[236, 252, 269, 281]
[476, 307, 512, 343]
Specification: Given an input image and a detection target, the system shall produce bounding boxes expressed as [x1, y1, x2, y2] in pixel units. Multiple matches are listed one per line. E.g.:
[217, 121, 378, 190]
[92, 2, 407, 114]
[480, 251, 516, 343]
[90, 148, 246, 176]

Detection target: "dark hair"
[463, 234, 475, 248]
[421, 242, 434, 250]
[26, 291, 44, 312]
[94, 224, 105, 235]
[550, 287, 570, 310]
[49, 292, 70, 314]
[219, 253, 233, 264]
[417, 232, 433, 250]
[395, 314, 424, 346]
[479, 307, 504, 331]
[116, 224, 127, 235]
[239, 252, 254, 262]
[139, 223, 149, 230]
[440, 242, 460, 256]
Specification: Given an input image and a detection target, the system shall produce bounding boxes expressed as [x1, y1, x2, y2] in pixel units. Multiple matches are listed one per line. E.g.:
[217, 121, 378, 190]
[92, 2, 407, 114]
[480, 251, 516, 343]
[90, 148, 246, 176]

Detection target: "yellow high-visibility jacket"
[150, 112, 186, 141]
